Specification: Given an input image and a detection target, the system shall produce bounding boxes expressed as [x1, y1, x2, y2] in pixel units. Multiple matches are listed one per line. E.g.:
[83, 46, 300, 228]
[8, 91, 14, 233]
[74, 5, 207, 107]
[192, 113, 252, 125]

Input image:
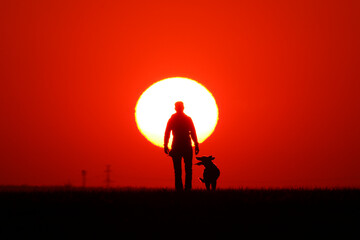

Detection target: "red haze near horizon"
[1, 0, 359, 188]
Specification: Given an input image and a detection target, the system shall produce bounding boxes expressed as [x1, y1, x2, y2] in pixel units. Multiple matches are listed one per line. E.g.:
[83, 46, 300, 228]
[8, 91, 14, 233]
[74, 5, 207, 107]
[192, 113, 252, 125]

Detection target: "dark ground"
[1, 187, 359, 237]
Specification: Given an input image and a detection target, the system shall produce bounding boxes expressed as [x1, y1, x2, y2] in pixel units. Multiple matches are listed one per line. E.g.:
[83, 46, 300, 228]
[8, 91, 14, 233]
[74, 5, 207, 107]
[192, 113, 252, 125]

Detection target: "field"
[1, 187, 359, 236]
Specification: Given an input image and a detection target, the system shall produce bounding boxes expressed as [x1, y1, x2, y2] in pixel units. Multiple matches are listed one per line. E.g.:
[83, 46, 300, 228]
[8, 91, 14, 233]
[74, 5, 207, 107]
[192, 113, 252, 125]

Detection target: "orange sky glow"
[1, 0, 359, 188]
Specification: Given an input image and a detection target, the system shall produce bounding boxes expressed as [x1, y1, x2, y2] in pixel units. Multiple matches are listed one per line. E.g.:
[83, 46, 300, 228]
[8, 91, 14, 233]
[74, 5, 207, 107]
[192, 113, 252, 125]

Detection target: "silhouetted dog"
[195, 156, 220, 190]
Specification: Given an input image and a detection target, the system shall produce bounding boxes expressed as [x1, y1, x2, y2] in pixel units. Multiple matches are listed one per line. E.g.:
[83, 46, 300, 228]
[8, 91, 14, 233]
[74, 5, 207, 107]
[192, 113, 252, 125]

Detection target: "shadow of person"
[164, 101, 199, 191]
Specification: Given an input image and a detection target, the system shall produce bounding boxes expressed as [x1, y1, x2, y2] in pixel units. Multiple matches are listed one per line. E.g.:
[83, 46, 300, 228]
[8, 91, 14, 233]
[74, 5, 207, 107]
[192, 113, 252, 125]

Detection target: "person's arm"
[164, 118, 172, 154]
[189, 118, 199, 155]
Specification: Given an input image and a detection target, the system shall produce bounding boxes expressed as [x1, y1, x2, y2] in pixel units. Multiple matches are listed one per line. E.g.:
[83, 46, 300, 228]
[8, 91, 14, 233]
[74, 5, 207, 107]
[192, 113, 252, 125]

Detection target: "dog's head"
[195, 155, 215, 168]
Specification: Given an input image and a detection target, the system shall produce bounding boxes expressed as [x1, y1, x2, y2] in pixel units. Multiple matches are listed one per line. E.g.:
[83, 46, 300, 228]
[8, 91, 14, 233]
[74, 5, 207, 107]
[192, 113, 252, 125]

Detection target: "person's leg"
[172, 155, 183, 191]
[184, 150, 193, 191]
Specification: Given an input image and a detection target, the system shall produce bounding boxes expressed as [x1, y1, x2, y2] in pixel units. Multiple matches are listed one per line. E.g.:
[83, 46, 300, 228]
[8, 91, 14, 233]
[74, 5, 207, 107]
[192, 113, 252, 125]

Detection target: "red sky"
[1, 0, 359, 188]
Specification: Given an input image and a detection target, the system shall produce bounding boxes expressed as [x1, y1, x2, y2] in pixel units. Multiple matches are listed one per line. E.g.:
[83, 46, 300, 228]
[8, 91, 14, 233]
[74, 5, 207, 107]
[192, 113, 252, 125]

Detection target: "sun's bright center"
[135, 77, 219, 148]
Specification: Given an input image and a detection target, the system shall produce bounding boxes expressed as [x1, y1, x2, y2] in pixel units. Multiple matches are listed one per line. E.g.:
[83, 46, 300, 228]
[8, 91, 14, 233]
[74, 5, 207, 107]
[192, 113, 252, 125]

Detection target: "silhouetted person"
[164, 101, 199, 191]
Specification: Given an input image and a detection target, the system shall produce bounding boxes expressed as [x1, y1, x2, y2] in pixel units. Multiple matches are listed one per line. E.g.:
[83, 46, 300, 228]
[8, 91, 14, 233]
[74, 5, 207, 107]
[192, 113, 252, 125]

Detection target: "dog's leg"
[205, 182, 210, 191]
[211, 181, 217, 191]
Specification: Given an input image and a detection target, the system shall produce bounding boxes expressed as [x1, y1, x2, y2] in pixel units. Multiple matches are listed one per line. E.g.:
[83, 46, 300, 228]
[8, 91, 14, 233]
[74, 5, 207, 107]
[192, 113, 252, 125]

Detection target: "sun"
[135, 77, 219, 148]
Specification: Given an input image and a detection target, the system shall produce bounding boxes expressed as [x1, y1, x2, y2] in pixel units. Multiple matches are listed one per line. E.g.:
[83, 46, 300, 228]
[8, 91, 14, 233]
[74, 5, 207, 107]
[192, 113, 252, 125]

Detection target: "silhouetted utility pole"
[81, 170, 87, 188]
[105, 165, 111, 188]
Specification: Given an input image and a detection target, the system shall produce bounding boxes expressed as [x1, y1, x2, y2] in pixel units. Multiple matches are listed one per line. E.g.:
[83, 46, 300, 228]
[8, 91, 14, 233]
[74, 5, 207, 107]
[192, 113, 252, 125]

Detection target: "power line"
[105, 165, 111, 188]
[81, 170, 87, 188]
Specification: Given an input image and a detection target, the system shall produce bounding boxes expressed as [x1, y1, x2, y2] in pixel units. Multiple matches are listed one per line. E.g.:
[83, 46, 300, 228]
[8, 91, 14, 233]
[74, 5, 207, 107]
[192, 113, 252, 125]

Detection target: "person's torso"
[170, 113, 192, 148]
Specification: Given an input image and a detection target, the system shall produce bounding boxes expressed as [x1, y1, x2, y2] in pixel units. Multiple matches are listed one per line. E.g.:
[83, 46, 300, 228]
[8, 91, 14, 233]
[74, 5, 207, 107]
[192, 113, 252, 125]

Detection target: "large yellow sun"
[135, 77, 219, 148]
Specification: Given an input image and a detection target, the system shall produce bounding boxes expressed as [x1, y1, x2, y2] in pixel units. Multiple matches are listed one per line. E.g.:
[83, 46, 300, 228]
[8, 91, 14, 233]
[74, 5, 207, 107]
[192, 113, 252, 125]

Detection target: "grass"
[1, 187, 359, 236]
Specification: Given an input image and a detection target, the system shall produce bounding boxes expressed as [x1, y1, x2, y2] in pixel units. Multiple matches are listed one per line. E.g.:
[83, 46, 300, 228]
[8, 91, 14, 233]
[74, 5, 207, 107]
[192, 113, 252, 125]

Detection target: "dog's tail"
[198, 177, 205, 183]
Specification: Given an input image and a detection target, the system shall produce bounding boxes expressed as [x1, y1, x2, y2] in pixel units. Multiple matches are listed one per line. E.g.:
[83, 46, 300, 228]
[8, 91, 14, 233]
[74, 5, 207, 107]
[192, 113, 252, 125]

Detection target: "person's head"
[175, 101, 184, 113]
